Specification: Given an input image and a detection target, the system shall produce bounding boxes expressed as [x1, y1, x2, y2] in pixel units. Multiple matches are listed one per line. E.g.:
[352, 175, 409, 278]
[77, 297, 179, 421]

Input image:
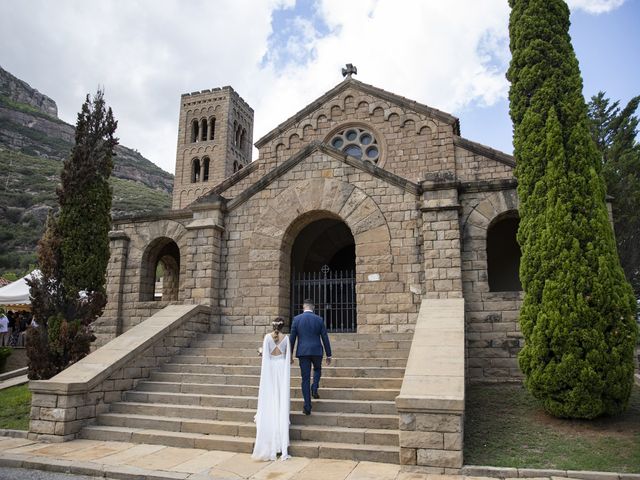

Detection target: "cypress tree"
[507, 0, 638, 418]
[58, 90, 117, 322]
[27, 91, 117, 379]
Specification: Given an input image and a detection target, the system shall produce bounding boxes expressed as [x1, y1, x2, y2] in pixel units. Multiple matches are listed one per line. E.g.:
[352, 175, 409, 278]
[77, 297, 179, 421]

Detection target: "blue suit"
[289, 310, 332, 412]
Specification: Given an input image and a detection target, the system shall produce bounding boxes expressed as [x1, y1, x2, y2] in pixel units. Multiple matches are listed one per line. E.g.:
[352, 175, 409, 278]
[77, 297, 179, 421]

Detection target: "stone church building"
[101, 73, 523, 383]
[29, 72, 524, 471]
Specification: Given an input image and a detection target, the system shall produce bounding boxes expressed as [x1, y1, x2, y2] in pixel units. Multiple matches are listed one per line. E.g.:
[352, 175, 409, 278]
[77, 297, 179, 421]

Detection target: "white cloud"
[0, 0, 628, 174]
[566, 0, 626, 14]
[250, 0, 511, 151]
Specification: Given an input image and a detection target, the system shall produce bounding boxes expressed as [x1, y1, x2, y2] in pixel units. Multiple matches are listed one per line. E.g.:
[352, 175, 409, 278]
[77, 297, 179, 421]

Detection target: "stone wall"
[29, 305, 211, 442]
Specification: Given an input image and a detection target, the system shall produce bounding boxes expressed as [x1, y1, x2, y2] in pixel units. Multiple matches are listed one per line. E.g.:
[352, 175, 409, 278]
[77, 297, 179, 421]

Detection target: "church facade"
[98, 75, 524, 383]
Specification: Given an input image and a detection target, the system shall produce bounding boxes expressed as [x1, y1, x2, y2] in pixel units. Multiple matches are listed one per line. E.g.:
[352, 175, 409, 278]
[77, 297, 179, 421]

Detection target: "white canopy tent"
[0, 271, 38, 310]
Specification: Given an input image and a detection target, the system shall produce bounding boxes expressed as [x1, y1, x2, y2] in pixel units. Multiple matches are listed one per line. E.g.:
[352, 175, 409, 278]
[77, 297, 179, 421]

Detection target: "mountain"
[0, 66, 174, 275]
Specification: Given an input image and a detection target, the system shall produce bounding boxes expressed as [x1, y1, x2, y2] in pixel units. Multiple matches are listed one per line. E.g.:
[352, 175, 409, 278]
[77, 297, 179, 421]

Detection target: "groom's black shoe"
[302, 407, 311, 415]
[312, 390, 320, 399]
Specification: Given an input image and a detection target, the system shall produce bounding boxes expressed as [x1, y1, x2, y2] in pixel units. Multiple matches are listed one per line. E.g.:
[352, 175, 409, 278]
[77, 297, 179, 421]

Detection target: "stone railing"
[396, 298, 465, 474]
[28, 304, 211, 442]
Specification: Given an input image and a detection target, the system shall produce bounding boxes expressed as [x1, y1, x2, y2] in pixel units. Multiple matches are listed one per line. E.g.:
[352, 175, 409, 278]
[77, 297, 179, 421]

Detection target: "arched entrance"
[487, 213, 522, 292]
[140, 237, 181, 301]
[290, 217, 357, 332]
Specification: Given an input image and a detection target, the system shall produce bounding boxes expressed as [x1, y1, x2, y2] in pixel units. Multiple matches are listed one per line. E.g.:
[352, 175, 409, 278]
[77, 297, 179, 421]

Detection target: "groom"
[289, 299, 332, 415]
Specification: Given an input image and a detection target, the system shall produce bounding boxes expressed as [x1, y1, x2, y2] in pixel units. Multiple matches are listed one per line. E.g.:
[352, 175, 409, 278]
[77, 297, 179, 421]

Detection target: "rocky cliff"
[0, 66, 174, 274]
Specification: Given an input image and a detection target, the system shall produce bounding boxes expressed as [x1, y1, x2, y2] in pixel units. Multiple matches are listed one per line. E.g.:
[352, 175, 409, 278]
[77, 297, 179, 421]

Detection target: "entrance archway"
[290, 217, 357, 332]
[140, 237, 181, 301]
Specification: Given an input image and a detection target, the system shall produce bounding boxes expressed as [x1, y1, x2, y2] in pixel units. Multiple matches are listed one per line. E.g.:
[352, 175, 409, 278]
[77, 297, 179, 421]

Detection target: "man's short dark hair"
[302, 299, 315, 310]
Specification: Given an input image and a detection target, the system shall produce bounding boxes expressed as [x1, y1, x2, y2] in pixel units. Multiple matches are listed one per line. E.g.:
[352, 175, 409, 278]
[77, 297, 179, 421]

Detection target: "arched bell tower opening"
[290, 216, 357, 332]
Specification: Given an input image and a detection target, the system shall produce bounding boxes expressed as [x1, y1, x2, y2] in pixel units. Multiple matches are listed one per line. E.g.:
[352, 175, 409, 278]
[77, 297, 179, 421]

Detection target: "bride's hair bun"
[271, 317, 285, 341]
[272, 317, 285, 331]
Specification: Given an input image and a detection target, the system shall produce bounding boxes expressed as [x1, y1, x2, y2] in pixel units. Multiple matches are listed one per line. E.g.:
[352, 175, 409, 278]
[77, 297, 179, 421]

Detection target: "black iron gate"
[291, 265, 357, 332]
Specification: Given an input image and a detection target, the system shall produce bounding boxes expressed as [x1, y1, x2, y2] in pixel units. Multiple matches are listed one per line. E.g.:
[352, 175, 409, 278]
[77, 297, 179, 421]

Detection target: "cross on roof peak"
[341, 63, 357, 78]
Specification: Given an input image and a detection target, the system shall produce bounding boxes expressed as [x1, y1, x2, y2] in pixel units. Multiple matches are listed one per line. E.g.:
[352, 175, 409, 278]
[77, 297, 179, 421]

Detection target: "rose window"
[329, 127, 380, 164]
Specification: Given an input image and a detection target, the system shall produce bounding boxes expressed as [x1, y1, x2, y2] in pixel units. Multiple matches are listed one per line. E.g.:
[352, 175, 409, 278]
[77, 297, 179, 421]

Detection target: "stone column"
[99, 231, 130, 342]
[184, 197, 225, 322]
[420, 173, 462, 299]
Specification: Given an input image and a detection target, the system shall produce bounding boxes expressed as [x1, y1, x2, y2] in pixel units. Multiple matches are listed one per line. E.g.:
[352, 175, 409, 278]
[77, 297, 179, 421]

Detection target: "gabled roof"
[194, 141, 421, 212]
[255, 77, 461, 148]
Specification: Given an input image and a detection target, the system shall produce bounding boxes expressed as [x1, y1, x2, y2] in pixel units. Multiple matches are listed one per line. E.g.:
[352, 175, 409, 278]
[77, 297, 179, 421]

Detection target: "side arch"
[462, 189, 519, 293]
[130, 220, 189, 302]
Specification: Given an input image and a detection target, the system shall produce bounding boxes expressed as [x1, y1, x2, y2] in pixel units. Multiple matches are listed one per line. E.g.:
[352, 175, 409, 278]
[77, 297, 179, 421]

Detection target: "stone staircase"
[80, 332, 412, 463]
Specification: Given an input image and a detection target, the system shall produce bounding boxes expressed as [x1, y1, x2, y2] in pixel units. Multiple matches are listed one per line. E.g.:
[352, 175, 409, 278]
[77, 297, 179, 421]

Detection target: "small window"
[191, 158, 201, 183]
[191, 120, 199, 143]
[201, 119, 208, 142]
[202, 157, 210, 182]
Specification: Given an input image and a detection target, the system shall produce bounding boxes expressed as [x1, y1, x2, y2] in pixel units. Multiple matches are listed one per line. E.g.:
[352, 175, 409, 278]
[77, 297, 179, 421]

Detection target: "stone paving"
[1, 437, 638, 480]
[0, 436, 442, 480]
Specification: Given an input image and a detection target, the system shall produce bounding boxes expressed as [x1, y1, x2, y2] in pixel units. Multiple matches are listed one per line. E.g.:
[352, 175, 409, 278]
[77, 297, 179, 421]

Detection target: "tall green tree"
[588, 92, 640, 296]
[507, 0, 637, 418]
[27, 91, 118, 379]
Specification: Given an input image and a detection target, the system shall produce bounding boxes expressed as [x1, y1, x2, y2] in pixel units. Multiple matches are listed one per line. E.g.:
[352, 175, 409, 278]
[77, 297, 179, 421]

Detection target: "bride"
[251, 317, 291, 461]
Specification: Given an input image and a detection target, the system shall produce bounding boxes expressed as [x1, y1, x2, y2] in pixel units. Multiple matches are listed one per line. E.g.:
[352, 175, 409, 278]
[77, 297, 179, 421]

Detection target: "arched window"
[191, 158, 201, 183]
[202, 157, 210, 182]
[233, 121, 238, 146]
[209, 117, 216, 140]
[232, 160, 239, 173]
[191, 120, 199, 143]
[240, 128, 246, 153]
[487, 214, 522, 292]
[200, 118, 209, 142]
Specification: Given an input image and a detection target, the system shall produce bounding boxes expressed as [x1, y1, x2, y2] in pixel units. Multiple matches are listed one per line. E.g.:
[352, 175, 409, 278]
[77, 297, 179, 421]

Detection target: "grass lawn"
[464, 382, 640, 473]
[0, 384, 31, 430]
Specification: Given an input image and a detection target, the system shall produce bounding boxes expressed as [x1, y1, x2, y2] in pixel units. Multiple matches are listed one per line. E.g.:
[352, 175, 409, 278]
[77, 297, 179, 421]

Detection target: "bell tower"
[172, 86, 254, 210]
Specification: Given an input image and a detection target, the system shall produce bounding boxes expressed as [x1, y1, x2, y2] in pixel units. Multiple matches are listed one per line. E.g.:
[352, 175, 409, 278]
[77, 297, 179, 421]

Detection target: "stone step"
[79, 425, 399, 464]
[123, 390, 397, 415]
[185, 346, 410, 358]
[161, 363, 406, 378]
[135, 381, 399, 401]
[97, 413, 399, 446]
[199, 333, 413, 342]
[195, 339, 412, 350]
[110, 402, 399, 429]
[173, 355, 407, 368]
[149, 371, 403, 389]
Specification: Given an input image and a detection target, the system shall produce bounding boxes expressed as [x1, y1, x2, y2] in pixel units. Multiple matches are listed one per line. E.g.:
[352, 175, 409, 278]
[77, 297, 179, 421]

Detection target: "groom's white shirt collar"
[303, 309, 313, 313]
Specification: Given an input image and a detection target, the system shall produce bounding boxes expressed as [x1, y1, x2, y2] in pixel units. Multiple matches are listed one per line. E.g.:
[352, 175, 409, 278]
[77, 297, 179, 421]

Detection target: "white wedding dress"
[251, 334, 291, 461]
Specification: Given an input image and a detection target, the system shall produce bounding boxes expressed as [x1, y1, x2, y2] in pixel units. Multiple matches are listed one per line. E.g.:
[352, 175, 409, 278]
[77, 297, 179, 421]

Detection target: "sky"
[0, 0, 638, 174]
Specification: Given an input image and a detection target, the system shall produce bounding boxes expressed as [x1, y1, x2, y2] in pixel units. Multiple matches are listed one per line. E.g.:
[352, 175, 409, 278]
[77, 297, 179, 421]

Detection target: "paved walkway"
[0, 436, 454, 480]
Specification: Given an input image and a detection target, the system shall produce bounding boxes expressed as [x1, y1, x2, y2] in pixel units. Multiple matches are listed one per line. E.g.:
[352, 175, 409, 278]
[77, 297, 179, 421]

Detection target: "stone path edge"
[0, 453, 191, 480]
[462, 465, 640, 480]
